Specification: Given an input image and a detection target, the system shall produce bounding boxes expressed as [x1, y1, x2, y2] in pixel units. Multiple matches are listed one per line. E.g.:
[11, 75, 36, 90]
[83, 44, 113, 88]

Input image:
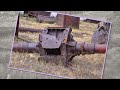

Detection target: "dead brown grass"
[9, 16, 105, 79]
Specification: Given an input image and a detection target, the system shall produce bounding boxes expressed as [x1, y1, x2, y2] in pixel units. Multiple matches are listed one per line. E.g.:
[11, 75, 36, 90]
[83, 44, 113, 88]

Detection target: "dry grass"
[19, 16, 59, 29]
[9, 16, 105, 79]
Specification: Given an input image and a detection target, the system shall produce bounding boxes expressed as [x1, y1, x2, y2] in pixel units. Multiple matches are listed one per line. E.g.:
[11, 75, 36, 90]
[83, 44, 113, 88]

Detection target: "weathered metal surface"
[14, 14, 110, 67]
[12, 42, 106, 65]
[37, 27, 107, 66]
[95, 44, 106, 53]
[13, 27, 107, 66]
[56, 14, 80, 29]
[28, 11, 51, 17]
[19, 27, 43, 33]
[82, 43, 106, 54]
[40, 34, 62, 48]
[13, 42, 38, 53]
[92, 22, 111, 44]
[13, 27, 108, 66]
[37, 15, 56, 23]
[39, 27, 71, 49]
[56, 14, 64, 27]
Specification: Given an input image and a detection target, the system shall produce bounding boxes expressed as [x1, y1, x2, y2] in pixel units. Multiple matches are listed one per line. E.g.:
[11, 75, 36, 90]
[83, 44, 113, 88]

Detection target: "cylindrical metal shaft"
[95, 44, 106, 53]
[13, 42, 106, 54]
[76, 42, 106, 54]
[83, 43, 106, 54]
[13, 42, 39, 53]
[19, 27, 43, 33]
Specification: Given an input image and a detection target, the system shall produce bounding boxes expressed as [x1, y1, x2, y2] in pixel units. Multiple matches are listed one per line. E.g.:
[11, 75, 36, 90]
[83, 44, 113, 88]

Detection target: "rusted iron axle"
[13, 42, 38, 53]
[13, 42, 106, 54]
[14, 27, 108, 66]
[12, 42, 106, 66]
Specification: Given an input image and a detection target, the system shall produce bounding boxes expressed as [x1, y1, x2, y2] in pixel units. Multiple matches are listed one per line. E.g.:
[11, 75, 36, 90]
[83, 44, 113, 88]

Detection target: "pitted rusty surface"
[37, 27, 107, 66]
[92, 22, 110, 44]
[56, 14, 80, 29]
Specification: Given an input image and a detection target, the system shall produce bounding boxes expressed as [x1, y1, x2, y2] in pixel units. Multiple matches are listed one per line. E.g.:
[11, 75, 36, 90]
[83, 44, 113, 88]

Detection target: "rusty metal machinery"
[56, 14, 80, 29]
[13, 42, 38, 53]
[92, 22, 110, 44]
[14, 13, 111, 67]
[37, 27, 106, 66]
[13, 27, 107, 67]
[24, 11, 80, 29]
[37, 15, 56, 23]
[27, 11, 51, 17]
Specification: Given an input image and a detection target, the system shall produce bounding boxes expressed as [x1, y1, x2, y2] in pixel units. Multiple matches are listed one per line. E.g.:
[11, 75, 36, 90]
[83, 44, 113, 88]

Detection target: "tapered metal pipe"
[13, 42, 39, 53]
[19, 27, 43, 33]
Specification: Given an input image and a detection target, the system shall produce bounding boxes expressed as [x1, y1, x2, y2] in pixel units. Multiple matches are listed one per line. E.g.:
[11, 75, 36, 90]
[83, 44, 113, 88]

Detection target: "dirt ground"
[9, 16, 105, 79]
